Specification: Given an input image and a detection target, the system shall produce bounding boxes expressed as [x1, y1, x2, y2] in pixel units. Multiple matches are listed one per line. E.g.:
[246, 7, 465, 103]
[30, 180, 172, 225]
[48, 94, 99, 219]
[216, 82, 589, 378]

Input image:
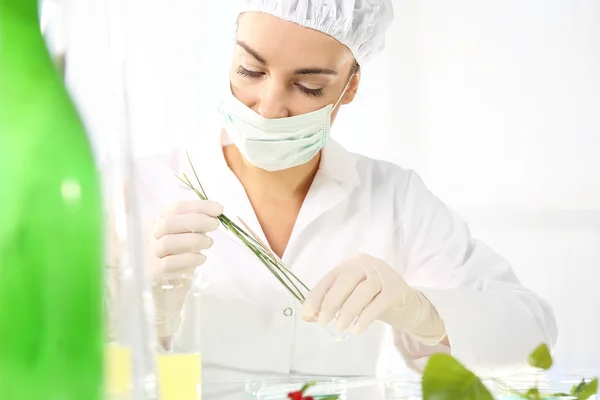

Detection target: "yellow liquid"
[156, 353, 202, 400]
[104, 343, 132, 395]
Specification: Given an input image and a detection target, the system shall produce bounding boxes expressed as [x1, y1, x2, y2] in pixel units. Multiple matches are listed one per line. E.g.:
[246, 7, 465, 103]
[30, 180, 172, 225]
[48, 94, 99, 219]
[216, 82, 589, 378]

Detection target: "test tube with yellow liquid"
[154, 272, 206, 400]
[101, 154, 159, 400]
[103, 163, 135, 399]
[98, 0, 164, 395]
[104, 263, 133, 400]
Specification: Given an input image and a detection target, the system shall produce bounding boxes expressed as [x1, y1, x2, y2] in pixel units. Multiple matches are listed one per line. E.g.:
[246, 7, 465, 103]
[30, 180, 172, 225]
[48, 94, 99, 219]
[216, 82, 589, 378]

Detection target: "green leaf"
[300, 381, 316, 394]
[523, 387, 541, 399]
[422, 353, 494, 400]
[570, 378, 598, 400]
[549, 393, 571, 399]
[528, 344, 553, 370]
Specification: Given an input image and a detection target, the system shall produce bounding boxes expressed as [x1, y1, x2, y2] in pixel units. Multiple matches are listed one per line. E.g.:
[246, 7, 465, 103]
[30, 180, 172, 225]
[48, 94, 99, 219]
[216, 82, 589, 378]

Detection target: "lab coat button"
[283, 307, 293, 316]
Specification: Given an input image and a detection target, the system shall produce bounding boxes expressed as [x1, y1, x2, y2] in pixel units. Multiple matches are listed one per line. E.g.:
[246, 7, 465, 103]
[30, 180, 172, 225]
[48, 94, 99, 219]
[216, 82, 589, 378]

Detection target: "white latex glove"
[302, 253, 447, 346]
[146, 200, 223, 337]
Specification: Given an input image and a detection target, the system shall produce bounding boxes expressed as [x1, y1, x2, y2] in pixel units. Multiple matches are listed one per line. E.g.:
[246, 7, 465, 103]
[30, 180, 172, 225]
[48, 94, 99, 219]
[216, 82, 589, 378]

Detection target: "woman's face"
[231, 12, 360, 122]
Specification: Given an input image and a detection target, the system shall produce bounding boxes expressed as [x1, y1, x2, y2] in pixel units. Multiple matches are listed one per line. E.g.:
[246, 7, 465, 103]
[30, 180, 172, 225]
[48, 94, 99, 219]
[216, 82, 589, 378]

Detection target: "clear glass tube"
[103, 165, 130, 399]
[154, 271, 208, 400]
[102, 157, 159, 400]
[100, 1, 160, 393]
[104, 264, 133, 399]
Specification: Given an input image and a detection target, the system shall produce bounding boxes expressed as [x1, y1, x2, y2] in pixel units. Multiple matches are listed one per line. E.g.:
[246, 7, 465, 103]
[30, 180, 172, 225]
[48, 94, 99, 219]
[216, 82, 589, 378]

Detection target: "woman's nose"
[256, 83, 289, 119]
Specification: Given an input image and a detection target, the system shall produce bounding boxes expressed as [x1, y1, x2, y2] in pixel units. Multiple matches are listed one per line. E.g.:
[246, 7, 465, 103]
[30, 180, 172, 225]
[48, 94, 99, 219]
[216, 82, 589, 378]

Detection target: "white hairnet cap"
[236, 0, 394, 65]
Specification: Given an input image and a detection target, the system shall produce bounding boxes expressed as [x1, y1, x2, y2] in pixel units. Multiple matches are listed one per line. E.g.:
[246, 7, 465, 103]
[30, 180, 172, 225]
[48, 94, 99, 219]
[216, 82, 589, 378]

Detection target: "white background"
[50, 0, 600, 373]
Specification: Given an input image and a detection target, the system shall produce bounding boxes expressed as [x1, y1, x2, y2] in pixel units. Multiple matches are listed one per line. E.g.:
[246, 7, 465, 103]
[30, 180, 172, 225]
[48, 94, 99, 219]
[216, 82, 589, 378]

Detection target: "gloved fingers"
[153, 279, 193, 310]
[301, 266, 344, 322]
[155, 314, 183, 338]
[335, 279, 380, 332]
[352, 291, 393, 335]
[164, 200, 224, 218]
[317, 267, 367, 325]
[157, 253, 207, 275]
[154, 213, 220, 238]
[174, 267, 197, 278]
[153, 232, 213, 258]
[153, 267, 197, 287]
[153, 283, 190, 339]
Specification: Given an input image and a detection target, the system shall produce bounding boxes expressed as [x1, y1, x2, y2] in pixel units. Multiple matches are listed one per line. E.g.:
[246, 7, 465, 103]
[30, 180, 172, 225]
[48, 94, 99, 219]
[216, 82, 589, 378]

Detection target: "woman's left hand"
[301, 253, 447, 345]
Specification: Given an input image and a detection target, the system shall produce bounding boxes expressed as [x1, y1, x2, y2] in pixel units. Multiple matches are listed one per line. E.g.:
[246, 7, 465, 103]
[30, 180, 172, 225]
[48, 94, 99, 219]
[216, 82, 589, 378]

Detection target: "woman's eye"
[236, 65, 325, 98]
[236, 65, 264, 78]
[296, 84, 325, 98]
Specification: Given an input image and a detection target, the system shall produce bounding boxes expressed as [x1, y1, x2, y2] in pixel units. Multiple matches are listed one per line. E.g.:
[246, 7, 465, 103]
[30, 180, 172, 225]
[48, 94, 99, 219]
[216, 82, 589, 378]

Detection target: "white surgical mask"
[218, 80, 351, 172]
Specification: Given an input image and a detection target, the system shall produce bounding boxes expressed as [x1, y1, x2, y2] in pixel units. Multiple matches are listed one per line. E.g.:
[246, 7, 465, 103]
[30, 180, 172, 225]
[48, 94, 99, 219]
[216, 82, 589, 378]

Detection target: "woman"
[137, 0, 557, 382]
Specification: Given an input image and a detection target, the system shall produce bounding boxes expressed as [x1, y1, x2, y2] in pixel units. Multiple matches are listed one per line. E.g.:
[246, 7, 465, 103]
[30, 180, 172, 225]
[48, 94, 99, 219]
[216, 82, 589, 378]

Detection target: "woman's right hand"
[146, 199, 223, 337]
[148, 199, 223, 278]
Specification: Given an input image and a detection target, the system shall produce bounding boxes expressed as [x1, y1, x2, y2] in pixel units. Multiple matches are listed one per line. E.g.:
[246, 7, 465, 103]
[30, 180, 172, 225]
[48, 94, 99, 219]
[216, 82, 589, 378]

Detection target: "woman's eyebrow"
[237, 41, 267, 65]
[294, 68, 338, 76]
[237, 41, 338, 76]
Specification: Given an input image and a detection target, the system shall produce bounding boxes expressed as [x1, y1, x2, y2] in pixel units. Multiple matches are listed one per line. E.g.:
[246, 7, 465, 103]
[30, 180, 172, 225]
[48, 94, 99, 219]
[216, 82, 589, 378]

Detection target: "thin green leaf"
[300, 381, 316, 394]
[186, 151, 209, 199]
[176, 174, 207, 200]
[528, 344, 553, 370]
[244, 241, 305, 302]
[255, 252, 304, 302]
[177, 156, 313, 305]
[230, 221, 270, 250]
[272, 260, 311, 292]
[422, 354, 493, 400]
[267, 259, 308, 295]
[571, 378, 598, 400]
[225, 216, 307, 297]
[183, 173, 208, 200]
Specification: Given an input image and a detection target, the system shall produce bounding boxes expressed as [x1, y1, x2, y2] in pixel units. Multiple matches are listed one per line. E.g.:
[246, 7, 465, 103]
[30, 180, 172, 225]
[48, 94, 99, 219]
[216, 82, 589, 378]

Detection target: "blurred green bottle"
[0, 0, 104, 399]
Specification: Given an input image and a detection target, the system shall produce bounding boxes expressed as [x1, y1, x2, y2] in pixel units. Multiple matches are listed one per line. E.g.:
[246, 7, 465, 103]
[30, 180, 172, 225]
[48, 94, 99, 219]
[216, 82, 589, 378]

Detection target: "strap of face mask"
[331, 74, 355, 113]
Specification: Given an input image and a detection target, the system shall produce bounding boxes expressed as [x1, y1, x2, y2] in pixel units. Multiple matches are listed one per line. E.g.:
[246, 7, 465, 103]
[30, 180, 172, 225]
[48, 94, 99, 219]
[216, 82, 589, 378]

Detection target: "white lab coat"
[135, 121, 558, 383]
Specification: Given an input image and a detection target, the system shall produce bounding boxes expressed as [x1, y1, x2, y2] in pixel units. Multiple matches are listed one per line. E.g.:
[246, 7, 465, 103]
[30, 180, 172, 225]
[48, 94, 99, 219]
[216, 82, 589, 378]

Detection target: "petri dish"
[493, 373, 597, 400]
[244, 377, 348, 400]
[384, 378, 422, 400]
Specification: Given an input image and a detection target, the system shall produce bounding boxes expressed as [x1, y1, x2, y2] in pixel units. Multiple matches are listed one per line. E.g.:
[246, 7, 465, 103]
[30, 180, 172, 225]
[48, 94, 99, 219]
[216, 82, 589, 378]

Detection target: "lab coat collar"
[217, 129, 361, 191]
[318, 138, 361, 190]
